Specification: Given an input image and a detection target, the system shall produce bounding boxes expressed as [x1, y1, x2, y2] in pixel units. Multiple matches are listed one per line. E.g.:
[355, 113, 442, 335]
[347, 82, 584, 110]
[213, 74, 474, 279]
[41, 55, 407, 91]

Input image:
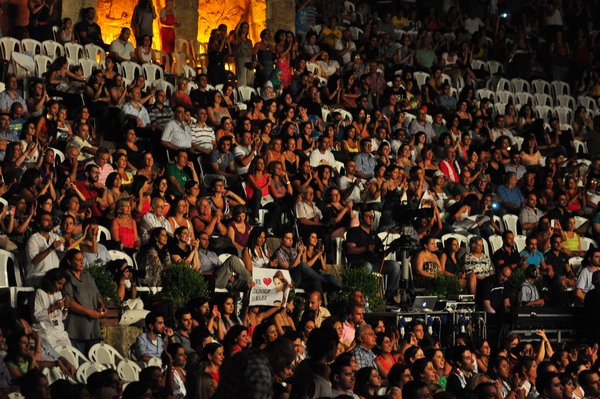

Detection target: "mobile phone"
[551, 219, 556, 228]
[491, 202, 499, 209]
[317, 239, 323, 249]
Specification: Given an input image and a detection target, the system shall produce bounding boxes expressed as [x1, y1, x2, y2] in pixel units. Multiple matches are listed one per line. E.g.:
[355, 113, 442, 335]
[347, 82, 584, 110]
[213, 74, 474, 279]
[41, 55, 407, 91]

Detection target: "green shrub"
[426, 273, 463, 299]
[88, 265, 120, 306]
[158, 263, 209, 305]
[328, 266, 385, 314]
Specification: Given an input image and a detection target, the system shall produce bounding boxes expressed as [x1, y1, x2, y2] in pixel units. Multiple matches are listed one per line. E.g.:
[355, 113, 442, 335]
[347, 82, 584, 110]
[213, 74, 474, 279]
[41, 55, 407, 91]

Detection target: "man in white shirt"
[161, 105, 192, 150]
[122, 87, 151, 129]
[25, 212, 64, 287]
[339, 159, 365, 204]
[309, 135, 336, 168]
[234, 131, 261, 175]
[334, 29, 356, 65]
[139, 197, 173, 244]
[109, 28, 135, 62]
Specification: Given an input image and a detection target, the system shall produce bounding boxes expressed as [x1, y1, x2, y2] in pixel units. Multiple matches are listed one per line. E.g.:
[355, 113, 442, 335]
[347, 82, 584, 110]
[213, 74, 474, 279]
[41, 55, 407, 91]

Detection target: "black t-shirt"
[345, 226, 383, 264]
[476, 274, 508, 312]
[190, 89, 210, 110]
[544, 250, 570, 277]
[492, 247, 520, 270]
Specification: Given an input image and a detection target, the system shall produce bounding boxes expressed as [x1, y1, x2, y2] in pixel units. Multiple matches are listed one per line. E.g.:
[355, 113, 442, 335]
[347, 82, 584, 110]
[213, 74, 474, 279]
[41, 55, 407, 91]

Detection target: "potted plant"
[328, 266, 385, 315]
[427, 273, 462, 300]
[157, 263, 210, 307]
[88, 264, 121, 326]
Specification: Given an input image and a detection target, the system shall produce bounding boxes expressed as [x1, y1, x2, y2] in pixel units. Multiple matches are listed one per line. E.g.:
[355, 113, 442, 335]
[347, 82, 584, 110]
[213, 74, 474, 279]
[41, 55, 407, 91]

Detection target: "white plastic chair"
[121, 60, 143, 81]
[117, 359, 142, 382]
[154, 79, 175, 96]
[510, 78, 531, 94]
[554, 106, 573, 125]
[143, 63, 165, 84]
[488, 235, 503, 254]
[578, 96, 597, 111]
[84, 43, 106, 64]
[0, 249, 34, 308]
[441, 233, 468, 249]
[531, 79, 551, 94]
[349, 26, 364, 41]
[64, 42, 85, 65]
[551, 80, 570, 97]
[182, 64, 196, 79]
[414, 71, 430, 88]
[573, 139, 588, 155]
[555, 94, 575, 109]
[145, 357, 163, 368]
[514, 235, 527, 252]
[487, 60, 504, 75]
[569, 256, 584, 276]
[495, 90, 514, 104]
[109, 250, 134, 268]
[476, 88, 495, 102]
[494, 103, 506, 116]
[332, 108, 353, 123]
[20, 38, 42, 55]
[306, 62, 321, 77]
[534, 93, 553, 107]
[495, 78, 511, 93]
[502, 214, 519, 235]
[11, 52, 35, 80]
[580, 237, 598, 252]
[88, 342, 125, 368]
[237, 85, 258, 103]
[97, 225, 112, 241]
[47, 147, 65, 165]
[78, 58, 99, 79]
[0, 37, 21, 65]
[42, 40, 65, 58]
[55, 344, 89, 367]
[76, 362, 106, 383]
[535, 105, 554, 123]
[515, 92, 534, 106]
[34, 55, 52, 79]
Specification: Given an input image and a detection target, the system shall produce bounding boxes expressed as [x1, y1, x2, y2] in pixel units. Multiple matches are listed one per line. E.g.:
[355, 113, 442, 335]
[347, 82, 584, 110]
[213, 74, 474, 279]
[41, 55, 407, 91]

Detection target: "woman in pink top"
[245, 156, 272, 225]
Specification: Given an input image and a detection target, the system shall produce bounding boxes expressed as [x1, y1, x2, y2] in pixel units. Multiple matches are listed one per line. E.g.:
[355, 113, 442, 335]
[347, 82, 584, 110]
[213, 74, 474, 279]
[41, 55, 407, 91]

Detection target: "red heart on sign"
[263, 278, 272, 286]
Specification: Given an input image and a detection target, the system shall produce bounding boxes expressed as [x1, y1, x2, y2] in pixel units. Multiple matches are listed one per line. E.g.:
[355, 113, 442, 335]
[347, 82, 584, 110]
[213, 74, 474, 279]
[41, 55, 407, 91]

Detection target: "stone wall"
[266, 0, 295, 36]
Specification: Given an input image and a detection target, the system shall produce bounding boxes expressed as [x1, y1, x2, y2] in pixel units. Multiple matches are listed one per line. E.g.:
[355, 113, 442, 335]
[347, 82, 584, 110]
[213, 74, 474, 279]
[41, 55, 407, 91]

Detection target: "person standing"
[28, 0, 55, 42]
[159, 0, 178, 72]
[131, 0, 156, 45]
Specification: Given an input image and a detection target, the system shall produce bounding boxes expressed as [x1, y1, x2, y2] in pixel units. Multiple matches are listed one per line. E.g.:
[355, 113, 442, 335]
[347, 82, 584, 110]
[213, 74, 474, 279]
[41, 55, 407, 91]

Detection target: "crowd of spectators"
[2, 0, 600, 397]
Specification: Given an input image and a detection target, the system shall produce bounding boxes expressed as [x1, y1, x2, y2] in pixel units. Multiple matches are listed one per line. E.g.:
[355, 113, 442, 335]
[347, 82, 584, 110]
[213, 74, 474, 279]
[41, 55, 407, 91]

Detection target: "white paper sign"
[249, 268, 292, 307]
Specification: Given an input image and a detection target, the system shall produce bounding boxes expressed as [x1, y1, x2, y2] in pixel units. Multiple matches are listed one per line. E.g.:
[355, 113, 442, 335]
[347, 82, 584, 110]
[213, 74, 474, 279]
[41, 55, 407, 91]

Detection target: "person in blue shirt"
[519, 236, 548, 270]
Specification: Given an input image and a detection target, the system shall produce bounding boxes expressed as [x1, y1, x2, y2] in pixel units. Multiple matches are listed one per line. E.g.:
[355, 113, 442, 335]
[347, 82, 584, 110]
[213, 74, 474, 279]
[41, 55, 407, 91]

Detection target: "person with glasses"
[139, 197, 173, 245]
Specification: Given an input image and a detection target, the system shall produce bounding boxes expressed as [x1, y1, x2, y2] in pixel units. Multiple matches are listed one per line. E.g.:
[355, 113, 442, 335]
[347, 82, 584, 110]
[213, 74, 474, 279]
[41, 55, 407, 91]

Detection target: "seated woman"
[108, 259, 149, 326]
[227, 206, 252, 255]
[439, 237, 465, 282]
[139, 227, 171, 287]
[208, 178, 245, 222]
[463, 236, 495, 295]
[100, 172, 129, 220]
[59, 214, 87, 251]
[168, 226, 201, 270]
[32, 268, 71, 348]
[112, 152, 134, 187]
[322, 187, 355, 239]
[561, 216, 585, 257]
[5, 332, 38, 384]
[413, 235, 444, 288]
[207, 91, 232, 128]
[111, 198, 141, 254]
[168, 197, 195, 242]
[242, 227, 278, 273]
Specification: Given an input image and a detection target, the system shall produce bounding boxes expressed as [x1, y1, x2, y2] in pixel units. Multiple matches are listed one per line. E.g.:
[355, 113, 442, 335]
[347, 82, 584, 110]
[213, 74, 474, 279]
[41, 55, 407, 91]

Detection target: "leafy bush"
[158, 263, 209, 305]
[88, 265, 120, 306]
[328, 266, 385, 314]
[426, 273, 462, 299]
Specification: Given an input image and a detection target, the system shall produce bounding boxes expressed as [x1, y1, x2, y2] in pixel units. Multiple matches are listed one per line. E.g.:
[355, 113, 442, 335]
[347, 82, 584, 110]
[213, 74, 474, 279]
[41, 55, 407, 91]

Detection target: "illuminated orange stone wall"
[95, 0, 265, 49]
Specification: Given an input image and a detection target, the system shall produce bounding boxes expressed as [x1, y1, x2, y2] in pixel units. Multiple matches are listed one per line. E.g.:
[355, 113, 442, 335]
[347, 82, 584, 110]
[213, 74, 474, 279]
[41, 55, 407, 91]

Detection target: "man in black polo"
[477, 265, 512, 316]
[493, 231, 523, 270]
[544, 234, 575, 304]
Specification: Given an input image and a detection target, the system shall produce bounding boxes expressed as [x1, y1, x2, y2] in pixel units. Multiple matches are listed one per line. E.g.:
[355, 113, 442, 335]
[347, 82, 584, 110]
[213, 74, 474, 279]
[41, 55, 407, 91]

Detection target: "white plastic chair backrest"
[511, 78, 531, 93]
[109, 250, 134, 267]
[55, 344, 89, 366]
[414, 71, 429, 87]
[495, 90, 513, 104]
[76, 361, 105, 383]
[580, 237, 598, 252]
[52, 26, 60, 41]
[182, 64, 196, 79]
[531, 79, 550, 94]
[8, 392, 25, 399]
[551, 80, 570, 97]
[11, 52, 36, 79]
[88, 342, 124, 367]
[175, 38, 192, 56]
[306, 62, 321, 76]
[556, 95, 575, 108]
[64, 43, 84, 64]
[121, 61, 142, 81]
[534, 93, 552, 107]
[34, 55, 52, 78]
[237, 85, 257, 103]
[48, 147, 65, 165]
[118, 359, 142, 382]
[488, 235, 503, 254]
[441, 233, 467, 249]
[578, 96, 596, 111]
[97, 224, 112, 241]
[42, 40, 65, 58]
[502, 214, 519, 235]
[218, 253, 232, 264]
[0, 37, 21, 61]
[515, 92, 533, 106]
[514, 235, 527, 252]
[85, 43, 105, 63]
[20, 38, 42, 55]
[0, 249, 16, 289]
[154, 79, 175, 96]
[143, 63, 165, 83]
[569, 256, 584, 276]
[145, 357, 163, 368]
[78, 58, 99, 78]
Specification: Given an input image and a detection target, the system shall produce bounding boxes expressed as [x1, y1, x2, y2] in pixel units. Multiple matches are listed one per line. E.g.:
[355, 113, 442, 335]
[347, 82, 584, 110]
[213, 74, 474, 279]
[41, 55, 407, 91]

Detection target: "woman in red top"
[245, 156, 272, 225]
[375, 332, 399, 381]
[159, 0, 178, 72]
[111, 198, 140, 253]
[201, 343, 224, 384]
